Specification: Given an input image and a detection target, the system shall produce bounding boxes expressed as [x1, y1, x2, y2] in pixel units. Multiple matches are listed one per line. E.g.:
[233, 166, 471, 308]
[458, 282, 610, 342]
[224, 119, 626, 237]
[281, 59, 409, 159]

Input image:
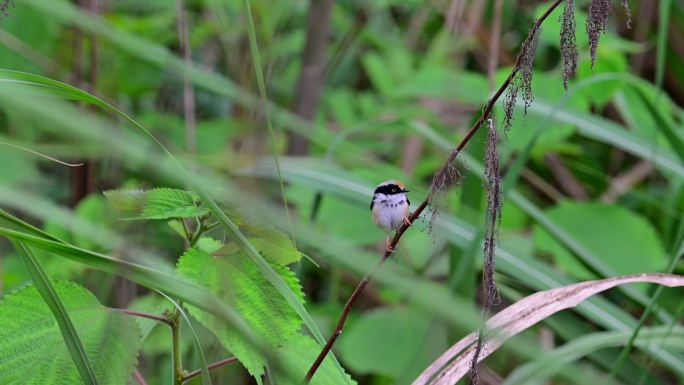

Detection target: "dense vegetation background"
[0, 0, 683, 384]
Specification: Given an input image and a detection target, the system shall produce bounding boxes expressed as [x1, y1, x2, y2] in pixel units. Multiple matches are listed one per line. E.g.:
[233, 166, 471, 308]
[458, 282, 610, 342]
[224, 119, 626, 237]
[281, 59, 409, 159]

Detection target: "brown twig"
[543, 153, 588, 200]
[114, 308, 174, 327]
[304, 1, 566, 381]
[181, 357, 239, 383]
[133, 369, 148, 385]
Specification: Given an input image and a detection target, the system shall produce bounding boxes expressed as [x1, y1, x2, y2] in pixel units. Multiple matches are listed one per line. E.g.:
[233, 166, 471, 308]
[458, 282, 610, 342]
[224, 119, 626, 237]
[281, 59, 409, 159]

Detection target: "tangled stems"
[303, 0, 565, 382]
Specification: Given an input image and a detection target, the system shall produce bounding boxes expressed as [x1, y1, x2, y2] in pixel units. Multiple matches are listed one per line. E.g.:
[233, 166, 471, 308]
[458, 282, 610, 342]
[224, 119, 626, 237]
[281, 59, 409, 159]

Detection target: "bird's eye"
[392, 188, 397, 193]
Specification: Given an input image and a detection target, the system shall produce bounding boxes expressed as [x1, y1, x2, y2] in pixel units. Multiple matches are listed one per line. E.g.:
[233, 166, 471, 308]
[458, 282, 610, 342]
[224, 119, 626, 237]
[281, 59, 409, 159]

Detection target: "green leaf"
[248, 231, 303, 265]
[0, 212, 261, 351]
[272, 335, 357, 385]
[534, 202, 668, 282]
[103, 189, 147, 212]
[177, 247, 304, 378]
[0, 279, 141, 385]
[11, 241, 99, 385]
[337, 307, 446, 380]
[142, 188, 208, 220]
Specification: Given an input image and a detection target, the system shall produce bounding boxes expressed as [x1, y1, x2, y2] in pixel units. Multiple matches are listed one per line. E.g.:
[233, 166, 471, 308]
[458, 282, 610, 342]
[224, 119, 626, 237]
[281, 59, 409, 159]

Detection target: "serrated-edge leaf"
[141, 188, 208, 220]
[11, 241, 99, 385]
[177, 247, 304, 378]
[0, 277, 141, 385]
[0, 215, 263, 356]
[103, 189, 147, 212]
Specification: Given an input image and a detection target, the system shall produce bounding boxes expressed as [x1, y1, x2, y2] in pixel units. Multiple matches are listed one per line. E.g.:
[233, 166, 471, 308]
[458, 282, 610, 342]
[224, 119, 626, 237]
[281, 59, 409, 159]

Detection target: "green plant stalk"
[158, 291, 212, 385]
[12, 241, 99, 385]
[172, 311, 183, 385]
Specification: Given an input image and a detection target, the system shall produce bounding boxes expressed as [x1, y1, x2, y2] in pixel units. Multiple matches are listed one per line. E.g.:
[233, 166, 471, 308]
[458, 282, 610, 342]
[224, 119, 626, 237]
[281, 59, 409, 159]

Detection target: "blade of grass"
[656, 0, 673, 93]
[503, 326, 684, 385]
[12, 241, 99, 385]
[608, 238, 684, 381]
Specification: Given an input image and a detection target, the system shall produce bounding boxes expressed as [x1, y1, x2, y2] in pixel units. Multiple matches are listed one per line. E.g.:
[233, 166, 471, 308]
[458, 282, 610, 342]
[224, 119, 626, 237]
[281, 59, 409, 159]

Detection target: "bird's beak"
[402, 189, 410, 193]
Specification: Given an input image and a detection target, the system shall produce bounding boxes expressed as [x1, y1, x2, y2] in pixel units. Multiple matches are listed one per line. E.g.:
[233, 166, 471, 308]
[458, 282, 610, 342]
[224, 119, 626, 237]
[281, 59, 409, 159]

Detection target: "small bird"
[370, 180, 411, 252]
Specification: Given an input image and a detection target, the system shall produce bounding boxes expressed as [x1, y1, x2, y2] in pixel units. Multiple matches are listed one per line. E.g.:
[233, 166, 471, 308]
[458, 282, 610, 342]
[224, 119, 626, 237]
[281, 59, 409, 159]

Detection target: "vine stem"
[304, 0, 564, 382]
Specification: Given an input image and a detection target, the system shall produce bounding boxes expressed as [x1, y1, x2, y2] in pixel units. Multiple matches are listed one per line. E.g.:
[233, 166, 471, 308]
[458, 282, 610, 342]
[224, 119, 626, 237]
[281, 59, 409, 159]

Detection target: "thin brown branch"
[303, 0, 565, 382]
[133, 369, 148, 385]
[181, 357, 238, 383]
[520, 168, 564, 202]
[113, 308, 174, 327]
[543, 153, 588, 200]
[601, 160, 653, 203]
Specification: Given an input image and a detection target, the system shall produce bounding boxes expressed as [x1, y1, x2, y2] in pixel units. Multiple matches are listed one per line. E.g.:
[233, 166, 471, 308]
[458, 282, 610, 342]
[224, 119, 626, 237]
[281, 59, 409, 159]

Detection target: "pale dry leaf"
[412, 273, 684, 385]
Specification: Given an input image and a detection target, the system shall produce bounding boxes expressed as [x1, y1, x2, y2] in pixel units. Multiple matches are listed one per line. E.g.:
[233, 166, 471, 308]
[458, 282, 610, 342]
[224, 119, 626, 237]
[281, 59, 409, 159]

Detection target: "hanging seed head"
[503, 25, 540, 132]
[560, 0, 578, 92]
[587, 0, 611, 68]
[0, 0, 13, 18]
[425, 152, 463, 238]
[430, 150, 462, 195]
[483, 117, 502, 307]
[622, 0, 632, 29]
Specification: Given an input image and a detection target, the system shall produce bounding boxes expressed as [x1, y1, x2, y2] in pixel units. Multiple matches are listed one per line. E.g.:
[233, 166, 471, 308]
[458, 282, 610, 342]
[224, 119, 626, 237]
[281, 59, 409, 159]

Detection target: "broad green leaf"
[242, 224, 304, 265]
[534, 202, 668, 282]
[142, 188, 208, 220]
[272, 335, 357, 385]
[0, 212, 262, 353]
[0, 280, 141, 385]
[12, 242, 98, 385]
[73, 195, 111, 251]
[103, 189, 147, 212]
[337, 307, 447, 381]
[249, 237, 302, 265]
[177, 247, 304, 378]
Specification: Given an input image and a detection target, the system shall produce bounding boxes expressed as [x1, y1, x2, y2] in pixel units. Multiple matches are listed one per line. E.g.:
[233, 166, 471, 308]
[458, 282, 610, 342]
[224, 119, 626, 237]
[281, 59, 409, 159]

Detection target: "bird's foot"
[403, 216, 412, 227]
[385, 237, 395, 253]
